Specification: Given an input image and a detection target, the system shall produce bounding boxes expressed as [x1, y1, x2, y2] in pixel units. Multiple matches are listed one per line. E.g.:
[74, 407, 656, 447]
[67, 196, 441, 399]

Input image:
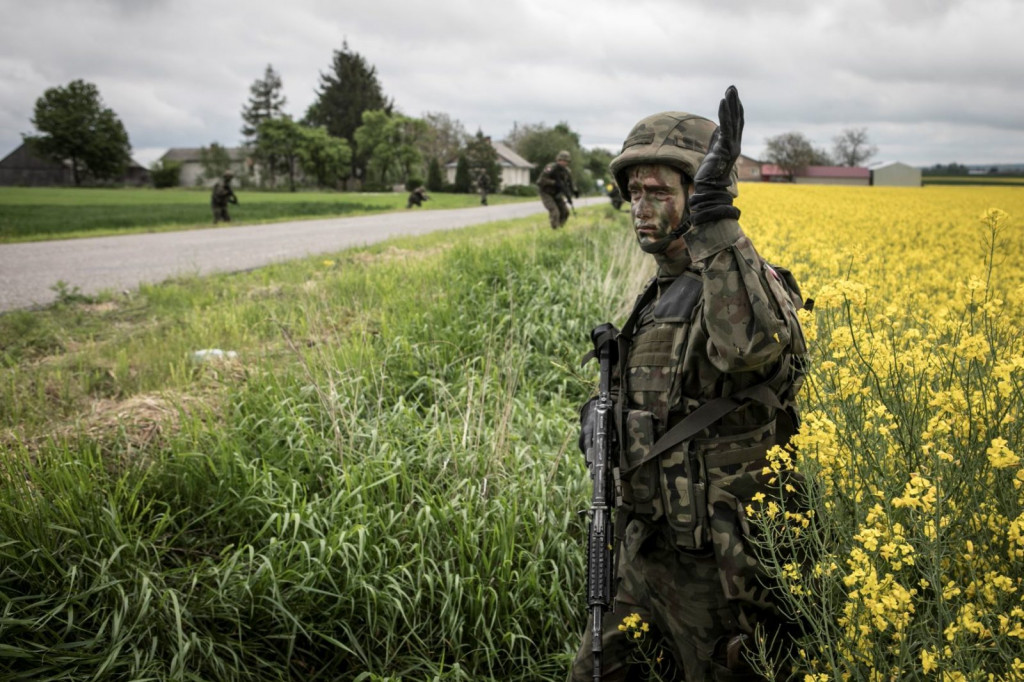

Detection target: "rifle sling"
[631, 367, 785, 470]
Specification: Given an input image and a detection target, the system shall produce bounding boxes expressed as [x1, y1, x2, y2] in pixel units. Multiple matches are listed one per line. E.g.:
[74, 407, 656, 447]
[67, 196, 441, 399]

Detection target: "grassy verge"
[0, 187, 532, 243]
[0, 204, 636, 680]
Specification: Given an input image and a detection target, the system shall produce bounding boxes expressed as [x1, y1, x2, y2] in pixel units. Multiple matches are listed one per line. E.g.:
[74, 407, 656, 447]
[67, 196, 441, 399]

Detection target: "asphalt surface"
[0, 197, 606, 312]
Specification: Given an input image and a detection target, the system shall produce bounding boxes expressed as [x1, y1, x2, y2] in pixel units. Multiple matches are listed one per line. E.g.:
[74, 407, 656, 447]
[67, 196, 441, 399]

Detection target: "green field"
[922, 174, 1024, 186]
[0, 187, 532, 243]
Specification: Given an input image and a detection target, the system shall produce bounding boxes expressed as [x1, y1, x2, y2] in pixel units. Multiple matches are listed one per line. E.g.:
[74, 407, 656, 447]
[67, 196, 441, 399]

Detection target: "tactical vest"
[613, 267, 807, 550]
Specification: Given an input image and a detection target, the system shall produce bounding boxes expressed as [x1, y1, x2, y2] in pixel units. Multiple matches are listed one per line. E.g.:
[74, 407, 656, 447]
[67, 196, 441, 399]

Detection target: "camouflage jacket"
[536, 162, 575, 196]
[211, 181, 236, 206]
[617, 216, 807, 551]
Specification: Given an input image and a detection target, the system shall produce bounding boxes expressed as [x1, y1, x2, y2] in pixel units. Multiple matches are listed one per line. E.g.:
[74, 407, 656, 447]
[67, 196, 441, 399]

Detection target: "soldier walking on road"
[571, 86, 810, 681]
[211, 171, 238, 224]
[536, 150, 578, 229]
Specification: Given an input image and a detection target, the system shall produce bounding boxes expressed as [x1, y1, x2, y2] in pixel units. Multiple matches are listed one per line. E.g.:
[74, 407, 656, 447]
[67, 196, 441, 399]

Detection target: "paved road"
[0, 197, 606, 312]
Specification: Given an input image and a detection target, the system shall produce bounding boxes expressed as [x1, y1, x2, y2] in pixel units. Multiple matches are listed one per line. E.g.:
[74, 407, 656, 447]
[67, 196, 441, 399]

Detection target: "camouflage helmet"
[556, 150, 571, 163]
[223, 170, 234, 179]
[609, 111, 738, 198]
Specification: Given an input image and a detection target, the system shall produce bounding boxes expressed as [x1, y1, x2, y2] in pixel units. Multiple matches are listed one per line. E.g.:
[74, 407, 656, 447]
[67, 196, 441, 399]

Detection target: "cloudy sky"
[2, 0, 1022, 169]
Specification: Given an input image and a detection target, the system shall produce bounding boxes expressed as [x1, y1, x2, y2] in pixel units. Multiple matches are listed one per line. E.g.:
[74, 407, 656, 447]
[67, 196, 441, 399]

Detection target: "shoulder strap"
[641, 367, 785, 465]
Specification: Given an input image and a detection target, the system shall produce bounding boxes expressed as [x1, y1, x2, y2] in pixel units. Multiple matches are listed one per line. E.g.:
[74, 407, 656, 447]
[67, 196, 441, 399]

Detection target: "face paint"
[627, 164, 688, 254]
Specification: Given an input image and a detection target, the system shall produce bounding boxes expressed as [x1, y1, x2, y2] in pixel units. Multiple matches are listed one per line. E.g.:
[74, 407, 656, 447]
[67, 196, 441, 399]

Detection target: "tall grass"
[0, 205, 634, 680]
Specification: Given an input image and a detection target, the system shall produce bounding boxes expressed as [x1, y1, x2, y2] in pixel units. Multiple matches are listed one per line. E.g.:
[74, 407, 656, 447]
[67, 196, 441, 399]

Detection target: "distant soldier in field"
[476, 169, 493, 206]
[536, 150, 578, 229]
[407, 186, 430, 209]
[607, 182, 624, 210]
[210, 171, 238, 224]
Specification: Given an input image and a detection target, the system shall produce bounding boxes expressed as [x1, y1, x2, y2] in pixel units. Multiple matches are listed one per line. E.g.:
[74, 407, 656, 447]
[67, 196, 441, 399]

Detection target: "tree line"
[22, 43, 894, 191]
[762, 127, 879, 179]
[21, 41, 614, 194]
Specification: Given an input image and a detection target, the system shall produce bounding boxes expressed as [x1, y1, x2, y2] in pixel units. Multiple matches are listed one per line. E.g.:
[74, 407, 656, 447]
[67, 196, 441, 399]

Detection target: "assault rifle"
[582, 322, 618, 681]
[557, 175, 577, 217]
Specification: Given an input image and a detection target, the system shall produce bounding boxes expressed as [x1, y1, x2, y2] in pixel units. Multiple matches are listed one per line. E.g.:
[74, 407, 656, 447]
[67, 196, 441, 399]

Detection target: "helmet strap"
[669, 184, 692, 240]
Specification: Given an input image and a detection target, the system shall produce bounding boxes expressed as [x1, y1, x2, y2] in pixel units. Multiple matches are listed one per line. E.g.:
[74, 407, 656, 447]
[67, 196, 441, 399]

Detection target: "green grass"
[922, 175, 1024, 186]
[0, 204, 635, 680]
[0, 187, 532, 243]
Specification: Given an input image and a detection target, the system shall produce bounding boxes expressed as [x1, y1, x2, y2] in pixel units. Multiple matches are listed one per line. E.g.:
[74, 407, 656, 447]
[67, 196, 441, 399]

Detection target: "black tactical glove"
[690, 85, 744, 225]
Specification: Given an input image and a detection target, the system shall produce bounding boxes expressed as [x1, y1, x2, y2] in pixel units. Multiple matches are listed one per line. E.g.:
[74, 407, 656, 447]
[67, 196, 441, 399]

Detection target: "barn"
[870, 161, 922, 187]
[0, 142, 150, 186]
[760, 164, 871, 186]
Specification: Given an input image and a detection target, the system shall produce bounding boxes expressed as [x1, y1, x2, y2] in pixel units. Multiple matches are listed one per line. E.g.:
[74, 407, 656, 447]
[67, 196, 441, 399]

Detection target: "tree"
[764, 132, 831, 180]
[199, 142, 232, 182]
[241, 64, 286, 144]
[463, 130, 501, 191]
[507, 120, 585, 187]
[296, 125, 352, 189]
[150, 159, 181, 189]
[352, 110, 427, 187]
[305, 41, 392, 178]
[256, 117, 304, 191]
[584, 147, 616, 188]
[426, 157, 445, 192]
[25, 79, 131, 186]
[923, 162, 969, 176]
[419, 111, 467, 167]
[453, 155, 472, 193]
[832, 127, 878, 167]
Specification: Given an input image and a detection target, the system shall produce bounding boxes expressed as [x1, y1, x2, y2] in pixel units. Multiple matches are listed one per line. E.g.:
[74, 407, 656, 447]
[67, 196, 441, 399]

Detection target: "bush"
[502, 184, 538, 197]
[149, 160, 181, 189]
[426, 158, 445, 192]
[405, 178, 424, 192]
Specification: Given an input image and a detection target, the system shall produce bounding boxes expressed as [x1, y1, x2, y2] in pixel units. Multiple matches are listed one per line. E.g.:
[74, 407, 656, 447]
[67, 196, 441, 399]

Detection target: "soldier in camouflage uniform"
[407, 186, 430, 209]
[571, 86, 808, 680]
[476, 169, 493, 206]
[537, 150, 578, 229]
[210, 171, 238, 224]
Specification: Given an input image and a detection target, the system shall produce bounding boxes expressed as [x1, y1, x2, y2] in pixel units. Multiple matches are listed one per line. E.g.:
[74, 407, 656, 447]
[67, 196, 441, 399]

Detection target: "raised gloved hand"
[690, 85, 743, 225]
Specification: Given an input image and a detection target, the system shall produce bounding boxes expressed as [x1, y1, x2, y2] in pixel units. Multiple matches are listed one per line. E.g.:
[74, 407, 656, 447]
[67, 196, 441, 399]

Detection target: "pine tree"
[304, 41, 392, 179]
[464, 130, 501, 191]
[426, 157, 444, 192]
[241, 65, 286, 144]
[454, 155, 471, 193]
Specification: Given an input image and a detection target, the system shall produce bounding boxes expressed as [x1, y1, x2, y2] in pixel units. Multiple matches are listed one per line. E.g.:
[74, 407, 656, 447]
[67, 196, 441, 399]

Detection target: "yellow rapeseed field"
[732, 184, 1024, 680]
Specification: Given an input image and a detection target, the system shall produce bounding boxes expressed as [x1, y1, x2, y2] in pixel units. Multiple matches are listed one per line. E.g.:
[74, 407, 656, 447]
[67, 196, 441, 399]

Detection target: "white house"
[159, 147, 254, 187]
[869, 161, 922, 187]
[445, 140, 535, 188]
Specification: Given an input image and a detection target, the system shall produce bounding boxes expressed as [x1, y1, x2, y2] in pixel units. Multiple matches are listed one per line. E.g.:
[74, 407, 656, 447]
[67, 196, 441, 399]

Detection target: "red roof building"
[760, 164, 870, 186]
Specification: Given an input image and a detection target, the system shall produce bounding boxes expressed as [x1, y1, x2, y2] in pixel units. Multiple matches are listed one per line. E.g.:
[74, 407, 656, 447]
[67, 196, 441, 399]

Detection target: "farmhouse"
[760, 164, 871, 186]
[159, 147, 253, 187]
[869, 161, 922, 187]
[445, 140, 534, 189]
[735, 154, 762, 181]
[0, 142, 150, 186]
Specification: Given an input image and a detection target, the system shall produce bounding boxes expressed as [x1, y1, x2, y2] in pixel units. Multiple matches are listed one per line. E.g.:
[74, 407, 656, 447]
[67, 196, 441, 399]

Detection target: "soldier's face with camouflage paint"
[627, 164, 690, 253]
